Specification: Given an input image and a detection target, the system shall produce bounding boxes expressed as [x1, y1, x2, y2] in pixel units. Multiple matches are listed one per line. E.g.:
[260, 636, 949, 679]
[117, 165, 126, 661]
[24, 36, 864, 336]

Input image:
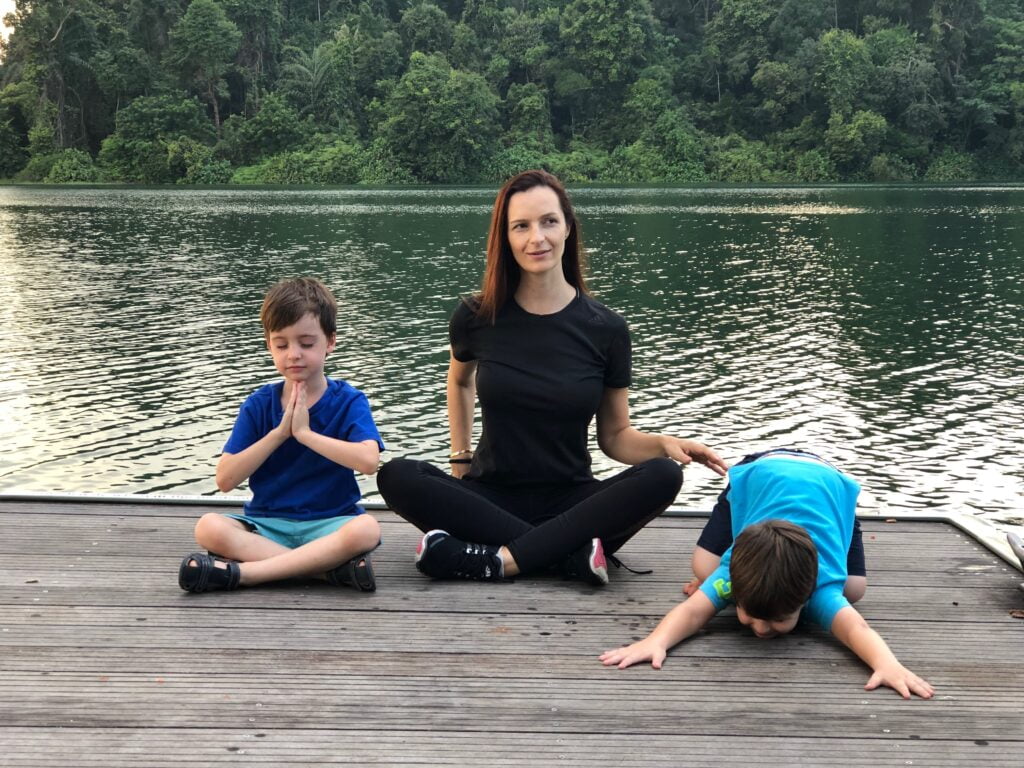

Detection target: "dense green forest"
[1, 0, 1022, 184]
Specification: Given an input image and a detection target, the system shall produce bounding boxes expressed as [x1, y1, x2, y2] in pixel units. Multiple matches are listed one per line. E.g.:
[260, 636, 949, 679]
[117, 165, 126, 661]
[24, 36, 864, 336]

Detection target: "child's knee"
[690, 545, 721, 581]
[194, 513, 232, 548]
[845, 575, 867, 603]
[342, 514, 380, 550]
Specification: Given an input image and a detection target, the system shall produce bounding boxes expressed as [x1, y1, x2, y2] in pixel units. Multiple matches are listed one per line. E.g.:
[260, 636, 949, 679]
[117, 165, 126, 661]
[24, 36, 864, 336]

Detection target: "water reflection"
[0, 184, 1021, 537]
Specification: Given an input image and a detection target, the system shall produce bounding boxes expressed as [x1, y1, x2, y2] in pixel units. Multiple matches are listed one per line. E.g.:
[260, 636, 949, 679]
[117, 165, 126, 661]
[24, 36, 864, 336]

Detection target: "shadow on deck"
[1, 499, 1022, 766]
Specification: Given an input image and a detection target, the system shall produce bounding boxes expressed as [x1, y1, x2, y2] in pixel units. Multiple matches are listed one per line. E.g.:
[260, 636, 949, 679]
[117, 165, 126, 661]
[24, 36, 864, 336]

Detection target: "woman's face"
[505, 185, 570, 278]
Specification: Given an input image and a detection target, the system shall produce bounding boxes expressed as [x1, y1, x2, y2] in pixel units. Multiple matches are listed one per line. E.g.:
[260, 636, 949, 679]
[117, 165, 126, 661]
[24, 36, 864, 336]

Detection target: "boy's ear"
[326, 333, 337, 354]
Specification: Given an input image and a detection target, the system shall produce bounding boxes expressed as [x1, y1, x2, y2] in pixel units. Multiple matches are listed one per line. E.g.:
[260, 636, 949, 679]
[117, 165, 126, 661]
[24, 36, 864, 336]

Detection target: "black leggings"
[377, 457, 683, 574]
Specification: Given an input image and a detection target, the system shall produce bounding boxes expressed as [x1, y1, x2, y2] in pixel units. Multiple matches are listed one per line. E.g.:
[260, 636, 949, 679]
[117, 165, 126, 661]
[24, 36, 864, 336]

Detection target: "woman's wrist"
[449, 447, 473, 464]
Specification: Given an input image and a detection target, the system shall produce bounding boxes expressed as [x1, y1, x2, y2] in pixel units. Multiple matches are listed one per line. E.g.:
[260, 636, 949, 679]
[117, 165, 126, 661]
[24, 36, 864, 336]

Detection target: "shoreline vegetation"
[1, 1, 1022, 186]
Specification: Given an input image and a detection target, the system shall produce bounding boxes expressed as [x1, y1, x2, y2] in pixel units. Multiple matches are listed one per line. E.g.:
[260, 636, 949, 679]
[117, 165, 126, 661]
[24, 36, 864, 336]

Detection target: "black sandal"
[179, 552, 241, 593]
[326, 545, 379, 592]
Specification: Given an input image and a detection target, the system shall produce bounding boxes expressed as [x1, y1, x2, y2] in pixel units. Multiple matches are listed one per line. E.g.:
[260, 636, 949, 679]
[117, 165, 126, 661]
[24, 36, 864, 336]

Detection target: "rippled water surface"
[1, 184, 1021, 536]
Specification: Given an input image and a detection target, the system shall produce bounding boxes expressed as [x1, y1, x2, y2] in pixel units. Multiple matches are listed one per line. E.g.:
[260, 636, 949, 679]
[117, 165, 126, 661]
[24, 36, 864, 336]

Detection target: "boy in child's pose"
[600, 449, 934, 699]
[179, 278, 384, 593]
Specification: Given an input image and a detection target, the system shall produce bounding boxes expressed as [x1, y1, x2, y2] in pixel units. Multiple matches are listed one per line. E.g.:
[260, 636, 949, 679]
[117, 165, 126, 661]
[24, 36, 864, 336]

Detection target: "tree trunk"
[209, 81, 221, 138]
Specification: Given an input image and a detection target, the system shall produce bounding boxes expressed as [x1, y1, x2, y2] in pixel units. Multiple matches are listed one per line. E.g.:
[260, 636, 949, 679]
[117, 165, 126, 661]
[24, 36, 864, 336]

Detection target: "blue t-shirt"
[223, 378, 384, 521]
[699, 455, 860, 629]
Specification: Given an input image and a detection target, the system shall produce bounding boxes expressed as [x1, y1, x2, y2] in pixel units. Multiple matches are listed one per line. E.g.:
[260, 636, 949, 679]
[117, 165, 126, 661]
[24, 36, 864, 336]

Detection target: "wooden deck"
[1, 498, 1022, 766]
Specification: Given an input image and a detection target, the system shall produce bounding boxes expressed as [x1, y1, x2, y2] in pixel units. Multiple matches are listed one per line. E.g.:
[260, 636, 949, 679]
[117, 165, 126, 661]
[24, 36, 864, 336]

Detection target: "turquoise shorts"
[225, 513, 360, 549]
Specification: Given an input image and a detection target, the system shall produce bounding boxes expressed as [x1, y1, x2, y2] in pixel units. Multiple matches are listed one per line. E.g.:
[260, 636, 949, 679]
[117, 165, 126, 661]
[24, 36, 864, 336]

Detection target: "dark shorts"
[695, 449, 866, 578]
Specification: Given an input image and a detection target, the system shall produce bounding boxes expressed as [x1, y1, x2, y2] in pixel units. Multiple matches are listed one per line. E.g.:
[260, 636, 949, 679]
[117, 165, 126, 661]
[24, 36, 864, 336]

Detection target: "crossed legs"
[190, 512, 380, 587]
[377, 457, 683, 577]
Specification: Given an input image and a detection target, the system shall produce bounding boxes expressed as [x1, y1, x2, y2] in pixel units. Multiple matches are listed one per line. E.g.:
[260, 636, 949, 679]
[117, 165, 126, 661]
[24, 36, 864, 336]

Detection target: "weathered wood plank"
[0, 499, 1021, 767]
[0, 728, 1016, 767]
[0, 670, 1018, 740]
[1, 583, 1020, 624]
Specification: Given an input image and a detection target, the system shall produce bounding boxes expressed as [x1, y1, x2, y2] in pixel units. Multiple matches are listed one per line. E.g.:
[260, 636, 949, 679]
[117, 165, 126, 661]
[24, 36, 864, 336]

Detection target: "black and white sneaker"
[561, 537, 609, 586]
[415, 529, 504, 581]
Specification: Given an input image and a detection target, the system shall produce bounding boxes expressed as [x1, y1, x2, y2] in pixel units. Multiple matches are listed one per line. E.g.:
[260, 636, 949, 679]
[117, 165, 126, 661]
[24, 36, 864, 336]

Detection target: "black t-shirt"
[450, 292, 631, 486]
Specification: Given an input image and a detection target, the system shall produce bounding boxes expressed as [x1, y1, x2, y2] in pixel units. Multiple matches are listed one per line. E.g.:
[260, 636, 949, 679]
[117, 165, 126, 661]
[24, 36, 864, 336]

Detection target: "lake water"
[0, 184, 1021, 538]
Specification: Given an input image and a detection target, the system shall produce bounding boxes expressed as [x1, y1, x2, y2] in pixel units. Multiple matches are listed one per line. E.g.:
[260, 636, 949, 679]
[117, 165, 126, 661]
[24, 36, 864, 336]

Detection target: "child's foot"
[560, 538, 609, 586]
[682, 578, 702, 596]
[179, 552, 241, 593]
[415, 530, 504, 581]
[326, 552, 376, 592]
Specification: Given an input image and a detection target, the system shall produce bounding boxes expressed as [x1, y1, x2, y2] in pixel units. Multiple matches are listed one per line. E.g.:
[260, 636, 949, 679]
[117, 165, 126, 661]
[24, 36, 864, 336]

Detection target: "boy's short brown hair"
[260, 278, 337, 337]
[730, 519, 818, 620]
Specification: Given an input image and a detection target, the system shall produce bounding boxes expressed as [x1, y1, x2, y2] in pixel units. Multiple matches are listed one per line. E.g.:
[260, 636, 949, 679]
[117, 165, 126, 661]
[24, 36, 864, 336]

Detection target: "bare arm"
[447, 351, 477, 479]
[216, 432, 290, 492]
[830, 605, 934, 699]
[595, 387, 728, 476]
[600, 590, 719, 669]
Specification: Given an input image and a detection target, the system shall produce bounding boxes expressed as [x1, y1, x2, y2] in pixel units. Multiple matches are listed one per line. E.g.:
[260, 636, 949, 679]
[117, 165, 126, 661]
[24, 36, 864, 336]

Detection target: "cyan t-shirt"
[699, 455, 860, 629]
[223, 377, 384, 521]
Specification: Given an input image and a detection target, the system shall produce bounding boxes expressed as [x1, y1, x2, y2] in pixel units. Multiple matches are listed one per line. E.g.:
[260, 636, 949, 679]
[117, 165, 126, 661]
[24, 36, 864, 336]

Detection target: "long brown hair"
[476, 169, 588, 323]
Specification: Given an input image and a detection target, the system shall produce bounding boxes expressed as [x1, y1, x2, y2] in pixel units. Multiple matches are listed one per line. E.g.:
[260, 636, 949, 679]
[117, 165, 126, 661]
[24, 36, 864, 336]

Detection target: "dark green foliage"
[98, 93, 214, 182]
[234, 139, 365, 184]
[379, 52, 499, 182]
[546, 145, 611, 183]
[708, 134, 784, 182]
[503, 83, 554, 150]
[167, 137, 234, 184]
[220, 93, 306, 163]
[0, 110, 28, 178]
[44, 149, 103, 183]
[483, 144, 549, 181]
[925, 149, 978, 180]
[2, 0, 1022, 183]
[168, 0, 242, 133]
[399, 2, 455, 56]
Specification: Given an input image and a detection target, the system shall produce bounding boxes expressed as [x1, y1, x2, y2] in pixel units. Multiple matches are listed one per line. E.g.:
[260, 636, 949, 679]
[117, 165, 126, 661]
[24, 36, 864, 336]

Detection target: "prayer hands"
[277, 382, 310, 440]
[290, 381, 310, 438]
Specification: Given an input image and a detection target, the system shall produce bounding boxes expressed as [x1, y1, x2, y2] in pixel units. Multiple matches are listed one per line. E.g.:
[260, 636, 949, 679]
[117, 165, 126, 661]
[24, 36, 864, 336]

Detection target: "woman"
[377, 170, 726, 585]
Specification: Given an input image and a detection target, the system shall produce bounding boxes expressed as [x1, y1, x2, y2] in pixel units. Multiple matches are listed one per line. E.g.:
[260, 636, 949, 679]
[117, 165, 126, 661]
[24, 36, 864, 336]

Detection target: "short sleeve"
[449, 299, 477, 363]
[603, 320, 631, 388]
[698, 561, 732, 613]
[340, 391, 385, 451]
[805, 585, 851, 630]
[223, 397, 261, 454]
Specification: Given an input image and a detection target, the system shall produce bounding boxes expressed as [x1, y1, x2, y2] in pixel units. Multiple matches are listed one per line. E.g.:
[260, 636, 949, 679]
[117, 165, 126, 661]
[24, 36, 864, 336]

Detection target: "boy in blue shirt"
[601, 449, 934, 699]
[179, 278, 384, 593]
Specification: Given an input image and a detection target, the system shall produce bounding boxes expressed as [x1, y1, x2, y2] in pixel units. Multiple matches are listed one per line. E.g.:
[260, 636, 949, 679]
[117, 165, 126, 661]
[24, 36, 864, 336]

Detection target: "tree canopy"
[1, 0, 1022, 183]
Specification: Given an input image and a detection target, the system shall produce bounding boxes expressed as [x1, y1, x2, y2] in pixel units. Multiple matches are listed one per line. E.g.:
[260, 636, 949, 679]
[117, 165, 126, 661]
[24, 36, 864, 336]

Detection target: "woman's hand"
[659, 436, 728, 476]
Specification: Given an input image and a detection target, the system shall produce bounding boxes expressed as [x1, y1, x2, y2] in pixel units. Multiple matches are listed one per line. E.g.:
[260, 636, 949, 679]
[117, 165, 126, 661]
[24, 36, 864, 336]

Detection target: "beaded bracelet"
[449, 448, 473, 458]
